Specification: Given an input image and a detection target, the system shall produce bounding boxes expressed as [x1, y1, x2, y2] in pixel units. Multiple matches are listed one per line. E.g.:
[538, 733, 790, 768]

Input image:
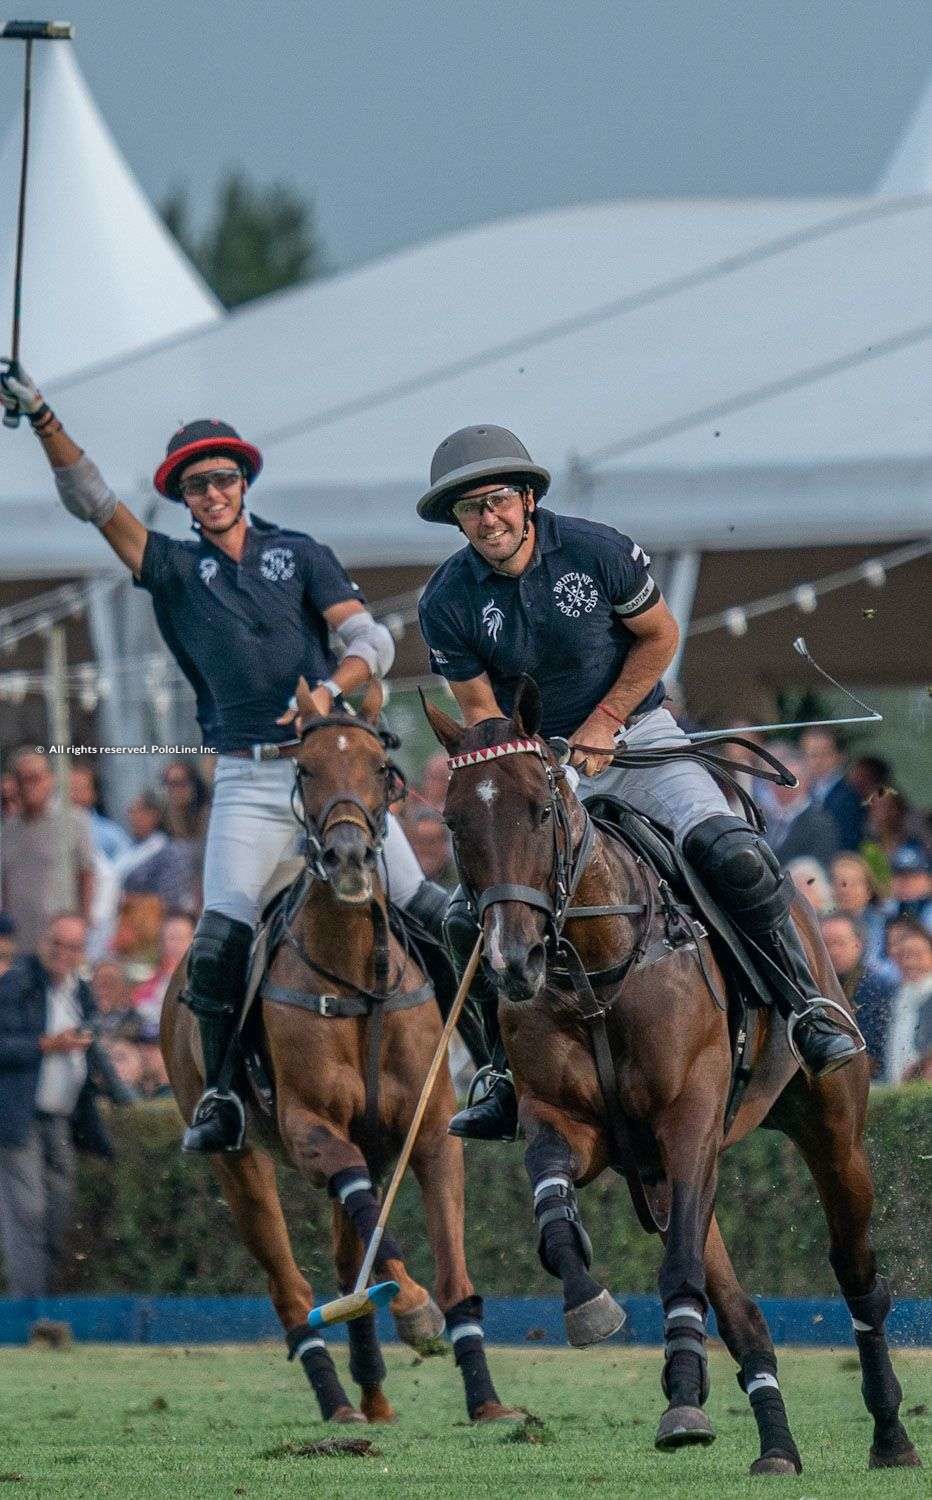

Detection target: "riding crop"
[2, 19, 74, 428]
[307, 933, 484, 1331]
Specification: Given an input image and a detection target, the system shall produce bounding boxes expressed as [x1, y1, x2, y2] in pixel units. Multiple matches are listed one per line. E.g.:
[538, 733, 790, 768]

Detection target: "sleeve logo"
[429, 647, 449, 666]
[553, 570, 599, 617]
[260, 546, 296, 582]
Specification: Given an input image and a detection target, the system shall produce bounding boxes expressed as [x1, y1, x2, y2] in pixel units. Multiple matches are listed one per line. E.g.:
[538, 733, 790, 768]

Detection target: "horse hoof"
[750, 1455, 800, 1476]
[361, 1391, 397, 1424]
[331, 1404, 367, 1424]
[565, 1289, 625, 1348]
[471, 1402, 524, 1423]
[655, 1405, 716, 1450]
[869, 1444, 922, 1469]
[393, 1294, 445, 1350]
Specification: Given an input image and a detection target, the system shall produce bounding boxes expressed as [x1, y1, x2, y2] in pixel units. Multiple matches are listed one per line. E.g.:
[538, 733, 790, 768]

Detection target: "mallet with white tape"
[2, 20, 75, 427]
[308, 934, 484, 1331]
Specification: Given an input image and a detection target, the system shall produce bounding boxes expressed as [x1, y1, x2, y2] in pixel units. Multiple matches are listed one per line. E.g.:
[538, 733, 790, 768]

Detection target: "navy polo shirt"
[418, 507, 665, 738]
[135, 514, 361, 752]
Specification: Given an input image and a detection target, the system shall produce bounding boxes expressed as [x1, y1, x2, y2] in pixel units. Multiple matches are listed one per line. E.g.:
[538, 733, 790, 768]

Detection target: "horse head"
[293, 676, 405, 904]
[424, 675, 577, 1004]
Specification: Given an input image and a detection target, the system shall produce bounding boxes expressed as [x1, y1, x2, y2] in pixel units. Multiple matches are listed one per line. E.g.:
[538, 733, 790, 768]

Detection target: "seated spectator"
[786, 856, 835, 914]
[0, 914, 16, 979]
[820, 912, 898, 1078]
[0, 913, 125, 1297]
[881, 846, 932, 935]
[762, 744, 841, 868]
[114, 791, 197, 909]
[69, 763, 130, 863]
[90, 960, 137, 1036]
[830, 853, 895, 977]
[406, 810, 458, 889]
[799, 728, 865, 852]
[1, 749, 95, 954]
[132, 910, 196, 1026]
[885, 923, 932, 1084]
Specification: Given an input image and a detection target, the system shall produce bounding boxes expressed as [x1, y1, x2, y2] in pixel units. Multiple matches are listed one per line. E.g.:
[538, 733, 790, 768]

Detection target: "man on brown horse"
[416, 425, 864, 1140]
[0, 365, 451, 1153]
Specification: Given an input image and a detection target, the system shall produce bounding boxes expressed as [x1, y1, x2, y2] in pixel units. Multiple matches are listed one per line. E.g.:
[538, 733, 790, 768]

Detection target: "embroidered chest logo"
[198, 557, 218, 585]
[553, 571, 599, 617]
[481, 599, 505, 641]
[260, 546, 296, 582]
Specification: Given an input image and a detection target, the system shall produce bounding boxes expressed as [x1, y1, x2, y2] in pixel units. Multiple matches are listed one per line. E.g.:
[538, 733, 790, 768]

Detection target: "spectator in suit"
[885, 924, 932, 1084]
[0, 913, 124, 1297]
[762, 744, 841, 868]
[799, 728, 865, 852]
[820, 912, 898, 1079]
[0, 750, 95, 954]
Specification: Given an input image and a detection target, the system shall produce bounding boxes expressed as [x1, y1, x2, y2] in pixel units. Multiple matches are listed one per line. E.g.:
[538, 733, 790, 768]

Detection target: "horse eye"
[539, 804, 553, 823]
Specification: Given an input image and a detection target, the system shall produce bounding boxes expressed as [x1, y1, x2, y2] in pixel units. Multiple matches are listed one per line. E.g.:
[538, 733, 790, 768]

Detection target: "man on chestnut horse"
[416, 425, 864, 1140]
[0, 365, 450, 1153]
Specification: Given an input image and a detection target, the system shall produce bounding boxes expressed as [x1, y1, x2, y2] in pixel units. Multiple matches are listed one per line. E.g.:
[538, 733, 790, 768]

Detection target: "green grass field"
[0, 1343, 926, 1498]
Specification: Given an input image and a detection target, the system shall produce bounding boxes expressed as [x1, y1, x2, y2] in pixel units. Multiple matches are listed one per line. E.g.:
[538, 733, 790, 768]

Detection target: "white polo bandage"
[336, 611, 395, 678]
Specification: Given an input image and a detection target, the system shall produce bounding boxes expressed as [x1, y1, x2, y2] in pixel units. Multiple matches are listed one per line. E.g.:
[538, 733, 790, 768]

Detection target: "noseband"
[292, 713, 406, 885]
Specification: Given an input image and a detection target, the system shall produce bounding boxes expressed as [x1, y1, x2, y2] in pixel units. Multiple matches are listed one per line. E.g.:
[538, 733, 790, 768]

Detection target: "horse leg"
[210, 1147, 363, 1423]
[786, 1092, 921, 1470]
[282, 1102, 442, 1349]
[704, 1212, 802, 1474]
[652, 1095, 720, 1452]
[410, 1129, 519, 1423]
[330, 1201, 396, 1424]
[523, 1110, 625, 1348]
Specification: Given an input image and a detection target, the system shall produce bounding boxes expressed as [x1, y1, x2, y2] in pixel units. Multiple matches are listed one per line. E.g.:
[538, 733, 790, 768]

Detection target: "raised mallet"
[307, 934, 484, 1332]
[2, 21, 74, 427]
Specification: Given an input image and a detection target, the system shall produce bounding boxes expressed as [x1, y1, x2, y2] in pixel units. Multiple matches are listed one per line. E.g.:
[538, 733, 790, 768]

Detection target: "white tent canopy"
[0, 43, 220, 385]
[878, 74, 932, 192]
[1, 195, 930, 576]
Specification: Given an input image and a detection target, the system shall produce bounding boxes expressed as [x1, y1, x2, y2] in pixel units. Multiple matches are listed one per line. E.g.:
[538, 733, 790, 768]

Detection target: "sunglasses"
[179, 468, 243, 499]
[451, 486, 523, 522]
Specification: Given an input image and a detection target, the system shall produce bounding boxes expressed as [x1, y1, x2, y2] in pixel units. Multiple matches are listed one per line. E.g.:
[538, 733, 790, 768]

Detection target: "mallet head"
[306, 1280, 400, 1332]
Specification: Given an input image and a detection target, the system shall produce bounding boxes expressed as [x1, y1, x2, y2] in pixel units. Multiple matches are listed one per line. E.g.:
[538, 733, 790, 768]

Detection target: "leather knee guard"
[184, 910, 253, 1018]
[683, 815, 793, 936]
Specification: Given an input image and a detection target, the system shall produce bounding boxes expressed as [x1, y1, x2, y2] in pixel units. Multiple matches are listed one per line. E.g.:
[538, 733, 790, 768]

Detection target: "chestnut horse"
[425, 681, 919, 1475]
[162, 700, 516, 1426]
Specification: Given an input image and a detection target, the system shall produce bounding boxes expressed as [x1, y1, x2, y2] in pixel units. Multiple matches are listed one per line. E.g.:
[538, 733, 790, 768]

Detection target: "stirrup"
[464, 1063, 512, 1108]
[182, 1087, 246, 1154]
[785, 998, 866, 1076]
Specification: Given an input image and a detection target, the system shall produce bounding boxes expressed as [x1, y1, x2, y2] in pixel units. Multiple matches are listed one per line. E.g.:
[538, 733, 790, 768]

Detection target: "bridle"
[291, 713, 407, 885]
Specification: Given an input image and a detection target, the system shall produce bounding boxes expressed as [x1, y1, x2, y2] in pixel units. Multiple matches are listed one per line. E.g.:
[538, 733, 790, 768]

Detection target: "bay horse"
[424, 679, 920, 1475]
[161, 692, 517, 1426]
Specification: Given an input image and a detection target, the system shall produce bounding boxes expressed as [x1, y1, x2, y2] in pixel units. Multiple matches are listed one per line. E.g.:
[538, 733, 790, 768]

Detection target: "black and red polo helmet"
[153, 419, 263, 500]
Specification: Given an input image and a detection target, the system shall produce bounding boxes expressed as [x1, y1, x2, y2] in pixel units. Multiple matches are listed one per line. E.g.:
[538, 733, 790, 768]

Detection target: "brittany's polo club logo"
[198, 558, 218, 585]
[482, 599, 504, 641]
[260, 546, 296, 582]
[553, 571, 599, 617]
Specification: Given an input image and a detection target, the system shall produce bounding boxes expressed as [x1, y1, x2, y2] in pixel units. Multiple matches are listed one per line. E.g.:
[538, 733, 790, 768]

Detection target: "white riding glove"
[0, 361, 45, 420]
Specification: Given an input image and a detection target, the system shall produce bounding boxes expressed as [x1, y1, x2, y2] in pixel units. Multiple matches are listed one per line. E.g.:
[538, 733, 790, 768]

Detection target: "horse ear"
[294, 676, 317, 715]
[359, 678, 384, 724]
[421, 689, 463, 753]
[513, 675, 542, 738]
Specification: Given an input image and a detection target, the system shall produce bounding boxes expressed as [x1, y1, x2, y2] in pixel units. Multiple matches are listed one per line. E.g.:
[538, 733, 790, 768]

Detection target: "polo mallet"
[2, 20, 74, 427]
[307, 933, 484, 1331]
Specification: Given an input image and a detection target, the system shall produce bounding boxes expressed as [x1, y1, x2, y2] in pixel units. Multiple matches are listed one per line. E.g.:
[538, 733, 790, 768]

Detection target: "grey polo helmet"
[417, 425, 551, 525]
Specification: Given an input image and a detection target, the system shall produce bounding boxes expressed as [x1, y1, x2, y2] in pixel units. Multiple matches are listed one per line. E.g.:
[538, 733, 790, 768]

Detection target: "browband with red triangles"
[447, 738, 543, 772]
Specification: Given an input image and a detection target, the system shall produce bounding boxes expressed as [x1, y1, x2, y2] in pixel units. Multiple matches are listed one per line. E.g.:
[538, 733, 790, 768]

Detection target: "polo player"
[1, 366, 449, 1153]
[416, 425, 864, 1140]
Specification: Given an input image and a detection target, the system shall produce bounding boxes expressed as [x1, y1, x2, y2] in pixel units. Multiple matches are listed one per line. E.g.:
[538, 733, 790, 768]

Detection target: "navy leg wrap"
[445, 1295, 499, 1418]
[341, 1287, 387, 1390]
[526, 1128, 600, 1311]
[843, 1277, 909, 1451]
[738, 1351, 802, 1471]
[329, 1168, 403, 1270]
[661, 1295, 710, 1408]
[286, 1325, 352, 1419]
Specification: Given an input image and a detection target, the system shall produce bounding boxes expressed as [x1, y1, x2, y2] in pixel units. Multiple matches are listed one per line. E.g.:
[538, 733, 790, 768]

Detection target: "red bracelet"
[596, 701, 627, 728]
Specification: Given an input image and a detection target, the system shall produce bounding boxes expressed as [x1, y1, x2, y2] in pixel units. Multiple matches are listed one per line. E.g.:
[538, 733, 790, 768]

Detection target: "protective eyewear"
[179, 468, 244, 499]
[451, 486, 523, 522]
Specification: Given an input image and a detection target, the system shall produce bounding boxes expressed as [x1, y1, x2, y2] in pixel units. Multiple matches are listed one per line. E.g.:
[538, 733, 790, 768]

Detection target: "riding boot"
[683, 815, 864, 1079]
[404, 879, 490, 1070]
[403, 878, 450, 944]
[181, 911, 253, 1154]
[443, 887, 519, 1141]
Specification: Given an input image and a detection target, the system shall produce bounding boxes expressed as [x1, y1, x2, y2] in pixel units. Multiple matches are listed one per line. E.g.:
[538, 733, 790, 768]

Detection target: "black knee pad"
[185, 911, 253, 1018]
[684, 815, 792, 935]
[443, 887, 477, 969]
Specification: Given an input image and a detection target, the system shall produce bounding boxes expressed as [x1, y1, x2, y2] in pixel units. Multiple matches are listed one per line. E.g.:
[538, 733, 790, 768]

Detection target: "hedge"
[16, 1086, 932, 1299]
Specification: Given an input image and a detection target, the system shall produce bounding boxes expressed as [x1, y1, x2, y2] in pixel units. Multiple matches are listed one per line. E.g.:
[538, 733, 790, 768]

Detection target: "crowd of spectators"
[0, 721, 929, 1295]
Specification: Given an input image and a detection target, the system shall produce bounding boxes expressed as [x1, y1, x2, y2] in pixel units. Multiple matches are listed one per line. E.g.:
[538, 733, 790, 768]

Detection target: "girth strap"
[261, 981, 433, 1017]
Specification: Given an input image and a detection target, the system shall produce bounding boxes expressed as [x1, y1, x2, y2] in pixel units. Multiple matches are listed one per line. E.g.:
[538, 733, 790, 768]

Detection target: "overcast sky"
[2, 0, 931, 271]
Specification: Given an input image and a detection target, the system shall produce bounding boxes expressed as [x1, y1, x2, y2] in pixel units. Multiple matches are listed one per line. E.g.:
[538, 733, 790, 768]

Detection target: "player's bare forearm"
[597, 626, 679, 724]
[448, 675, 503, 726]
[35, 419, 83, 470]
